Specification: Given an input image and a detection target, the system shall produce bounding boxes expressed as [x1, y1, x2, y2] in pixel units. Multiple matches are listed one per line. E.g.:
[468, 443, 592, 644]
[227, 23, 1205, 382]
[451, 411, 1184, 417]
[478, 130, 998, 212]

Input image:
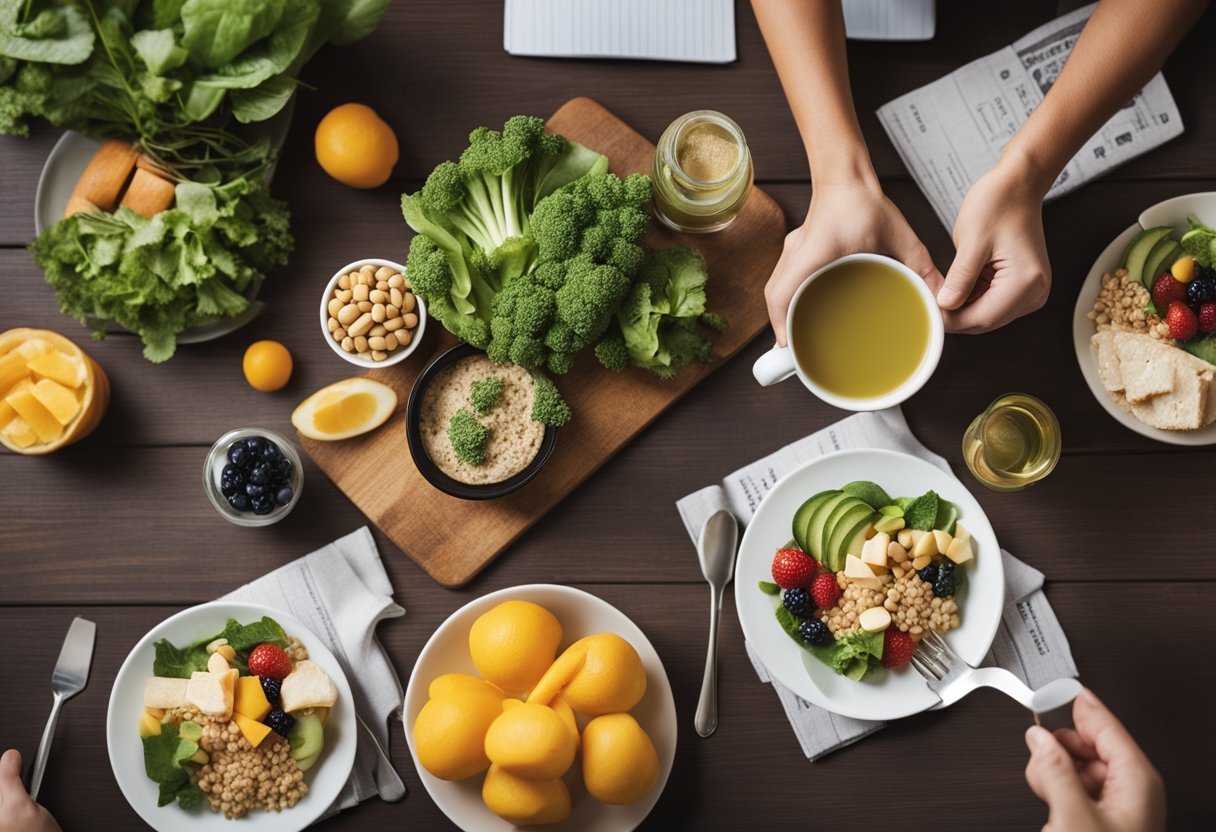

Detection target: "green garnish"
[448, 408, 490, 465]
[469, 377, 504, 415]
[904, 490, 940, 531]
[152, 616, 287, 678]
[758, 581, 780, 596]
[531, 374, 571, 427]
[142, 723, 203, 809]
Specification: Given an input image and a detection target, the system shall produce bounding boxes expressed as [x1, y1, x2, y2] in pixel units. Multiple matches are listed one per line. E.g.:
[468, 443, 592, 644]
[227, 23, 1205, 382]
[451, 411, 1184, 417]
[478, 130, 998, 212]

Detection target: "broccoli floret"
[531, 374, 572, 427]
[469, 377, 503, 415]
[405, 233, 491, 348]
[447, 409, 490, 465]
[595, 332, 629, 371]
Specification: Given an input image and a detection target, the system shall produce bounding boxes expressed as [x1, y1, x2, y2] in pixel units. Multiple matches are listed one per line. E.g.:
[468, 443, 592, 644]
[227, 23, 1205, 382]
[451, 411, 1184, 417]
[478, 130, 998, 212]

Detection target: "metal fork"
[910, 630, 1081, 713]
[29, 616, 96, 800]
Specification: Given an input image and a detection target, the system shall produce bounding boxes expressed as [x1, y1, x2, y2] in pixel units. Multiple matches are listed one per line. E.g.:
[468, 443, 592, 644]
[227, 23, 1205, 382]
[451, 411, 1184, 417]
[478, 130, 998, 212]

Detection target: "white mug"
[751, 253, 944, 411]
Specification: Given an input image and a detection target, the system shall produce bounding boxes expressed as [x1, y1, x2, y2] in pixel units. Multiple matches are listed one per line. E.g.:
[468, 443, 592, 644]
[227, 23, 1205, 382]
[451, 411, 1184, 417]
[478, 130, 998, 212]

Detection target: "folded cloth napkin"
[222, 526, 407, 815]
[676, 409, 1078, 761]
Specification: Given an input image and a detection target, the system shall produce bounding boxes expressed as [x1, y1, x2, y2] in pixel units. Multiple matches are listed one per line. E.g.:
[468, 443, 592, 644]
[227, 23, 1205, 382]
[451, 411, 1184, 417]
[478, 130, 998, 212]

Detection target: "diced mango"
[1, 417, 36, 449]
[0, 351, 28, 391]
[4, 387, 61, 443]
[26, 349, 84, 388]
[234, 712, 273, 749]
[0, 400, 15, 429]
[234, 675, 272, 722]
[31, 378, 80, 426]
[139, 711, 162, 737]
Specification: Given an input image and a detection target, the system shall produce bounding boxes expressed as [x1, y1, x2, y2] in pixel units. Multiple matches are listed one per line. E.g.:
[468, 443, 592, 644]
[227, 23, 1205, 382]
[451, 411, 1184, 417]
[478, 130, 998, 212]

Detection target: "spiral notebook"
[503, 0, 736, 64]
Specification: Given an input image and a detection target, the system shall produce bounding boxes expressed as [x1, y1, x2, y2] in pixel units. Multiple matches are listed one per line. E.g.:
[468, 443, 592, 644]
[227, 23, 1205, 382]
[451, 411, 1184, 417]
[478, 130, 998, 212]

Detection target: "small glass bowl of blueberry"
[204, 428, 304, 527]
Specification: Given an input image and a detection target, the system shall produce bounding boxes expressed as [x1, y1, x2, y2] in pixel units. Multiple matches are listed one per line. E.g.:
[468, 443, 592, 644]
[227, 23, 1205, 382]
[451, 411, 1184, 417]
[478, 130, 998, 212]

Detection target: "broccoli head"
[595, 332, 629, 371]
[447, 409, 490, 465]
[469, 377, 503, 415]
[531, 374, 572, 427]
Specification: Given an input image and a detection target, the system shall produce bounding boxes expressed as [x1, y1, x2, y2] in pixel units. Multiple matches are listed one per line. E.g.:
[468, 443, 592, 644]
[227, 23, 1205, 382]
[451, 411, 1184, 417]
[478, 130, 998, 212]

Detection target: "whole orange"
[242, 340, 293, 392]
[314, 103, 399, 189]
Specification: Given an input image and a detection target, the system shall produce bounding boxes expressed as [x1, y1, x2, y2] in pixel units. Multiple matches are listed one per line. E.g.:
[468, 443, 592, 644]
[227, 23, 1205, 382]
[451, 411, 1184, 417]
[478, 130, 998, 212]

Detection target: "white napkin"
[676, 409, 1078, 761]
[221, 527, 407, 815]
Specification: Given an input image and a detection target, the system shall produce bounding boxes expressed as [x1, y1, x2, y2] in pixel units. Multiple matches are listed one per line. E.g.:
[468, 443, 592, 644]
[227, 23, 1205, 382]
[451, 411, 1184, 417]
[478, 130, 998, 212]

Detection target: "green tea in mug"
[790, 260, 930, 400]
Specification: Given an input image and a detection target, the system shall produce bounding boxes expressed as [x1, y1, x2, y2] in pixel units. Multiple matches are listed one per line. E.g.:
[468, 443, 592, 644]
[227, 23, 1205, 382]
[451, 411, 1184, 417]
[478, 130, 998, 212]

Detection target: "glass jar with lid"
[652, 110, 753, 234]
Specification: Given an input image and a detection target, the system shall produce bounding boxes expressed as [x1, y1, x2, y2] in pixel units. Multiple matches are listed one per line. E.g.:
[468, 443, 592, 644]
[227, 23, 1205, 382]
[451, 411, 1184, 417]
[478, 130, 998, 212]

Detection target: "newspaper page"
[876, 2, 1184, 230]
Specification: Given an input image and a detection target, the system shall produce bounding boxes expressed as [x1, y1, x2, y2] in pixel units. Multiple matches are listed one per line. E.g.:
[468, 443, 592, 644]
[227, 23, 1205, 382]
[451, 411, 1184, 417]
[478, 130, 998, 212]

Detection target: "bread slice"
[1091, 330, 1125, 393]
[1128, 361, 1207, 430]
[1114, 332, 1176, 402]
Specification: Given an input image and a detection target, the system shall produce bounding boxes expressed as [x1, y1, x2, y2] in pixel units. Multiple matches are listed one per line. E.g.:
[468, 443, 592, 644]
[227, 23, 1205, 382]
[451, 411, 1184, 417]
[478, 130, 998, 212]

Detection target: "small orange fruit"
[242, 340, 293, 392]
[314, 103, 399, 189]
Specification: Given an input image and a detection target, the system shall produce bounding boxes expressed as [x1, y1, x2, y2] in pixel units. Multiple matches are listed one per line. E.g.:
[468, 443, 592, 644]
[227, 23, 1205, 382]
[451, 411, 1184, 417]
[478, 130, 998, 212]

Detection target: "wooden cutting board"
[300, 97, 785, 586]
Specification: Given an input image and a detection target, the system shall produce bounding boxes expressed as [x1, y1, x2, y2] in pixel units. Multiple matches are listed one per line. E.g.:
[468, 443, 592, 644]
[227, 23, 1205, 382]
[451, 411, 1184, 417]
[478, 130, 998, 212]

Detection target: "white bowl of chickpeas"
[320, 258, 426, 367]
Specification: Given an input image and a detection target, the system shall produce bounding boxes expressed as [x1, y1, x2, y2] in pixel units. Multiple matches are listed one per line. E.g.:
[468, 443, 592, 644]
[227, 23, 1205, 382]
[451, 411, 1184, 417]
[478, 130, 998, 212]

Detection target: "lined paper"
[842, 0, 936, 41]
[503, 0, 736, 64]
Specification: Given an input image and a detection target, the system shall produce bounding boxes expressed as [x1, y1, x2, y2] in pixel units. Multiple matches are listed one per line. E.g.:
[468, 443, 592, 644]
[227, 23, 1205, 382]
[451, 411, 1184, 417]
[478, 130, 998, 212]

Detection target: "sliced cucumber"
[288, 713, 324, 762]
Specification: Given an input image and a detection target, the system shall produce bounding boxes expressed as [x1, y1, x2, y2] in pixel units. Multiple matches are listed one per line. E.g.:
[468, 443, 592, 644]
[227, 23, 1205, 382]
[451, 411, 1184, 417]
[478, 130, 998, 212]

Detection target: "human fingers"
[1072, 688, 1150, 767]
[892, 226, 946, 296]
[937, 243, 987, 311]
[942, 269, 1047, 333]
[1024, 726, 1098, 824]
[0, 748, 23, 803]
[1076, 759, 1109, 800]
[1054, 727, 1098, 761]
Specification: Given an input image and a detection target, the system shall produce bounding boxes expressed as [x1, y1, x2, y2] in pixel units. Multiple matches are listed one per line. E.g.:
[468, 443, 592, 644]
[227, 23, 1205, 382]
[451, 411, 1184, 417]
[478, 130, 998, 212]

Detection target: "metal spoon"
[30, 616, 95, 801]
[694, 510, 739, 738]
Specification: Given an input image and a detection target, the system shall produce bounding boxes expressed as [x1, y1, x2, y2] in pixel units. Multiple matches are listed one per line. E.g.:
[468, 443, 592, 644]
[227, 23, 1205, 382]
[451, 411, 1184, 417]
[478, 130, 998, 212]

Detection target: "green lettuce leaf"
[217, 616, 288, 652]
[806, 630, 884, 681]
[131, 28, 187, 75]
[152, 639, 210, 679]
[0, 3, 94, 65]
[143, 723, 204, 808]
[180, 0, 286, 68]
[904, 490, 940, 531]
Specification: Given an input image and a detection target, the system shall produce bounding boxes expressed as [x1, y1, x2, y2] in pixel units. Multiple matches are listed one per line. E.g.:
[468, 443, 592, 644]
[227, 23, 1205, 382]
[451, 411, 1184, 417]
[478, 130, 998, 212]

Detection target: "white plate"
[106, 601, 357, 832]
[1071, 191, 1216, 446]
[734, 448, 1004, 721]
[404, 584, 677, 832]
[33, 100, 294, 344]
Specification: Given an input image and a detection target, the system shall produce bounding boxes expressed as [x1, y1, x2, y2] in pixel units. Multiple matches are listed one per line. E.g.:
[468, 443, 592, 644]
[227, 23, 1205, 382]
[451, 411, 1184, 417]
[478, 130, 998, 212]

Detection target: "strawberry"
[810, 571, 842, 609]
[771, 548, 817, 589]
[882, 629, 917, 669]
[1200, 303, 1216, 334]
[247, 644, 293, 680]
[1167, 301, 1199, 341]
[1151, 273, 1187, 310]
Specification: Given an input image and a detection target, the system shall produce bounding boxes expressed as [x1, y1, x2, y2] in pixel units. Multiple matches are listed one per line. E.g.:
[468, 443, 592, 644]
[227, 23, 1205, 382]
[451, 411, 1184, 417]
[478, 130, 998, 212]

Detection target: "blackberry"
[1187, 276, 1216, 307]
[782, 588, 812, 618]
[917, 564, 939, 584]
[938, 562, 955, 577]
[799, 618, 831, 646]
[265, 709, 295, 737]
[933, 576, 955, 597]
[260, 676, 282, 704]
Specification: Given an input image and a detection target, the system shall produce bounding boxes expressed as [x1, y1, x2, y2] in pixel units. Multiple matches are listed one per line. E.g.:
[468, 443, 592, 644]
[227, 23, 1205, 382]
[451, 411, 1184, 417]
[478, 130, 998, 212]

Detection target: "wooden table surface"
[2, 2, 1214, 830]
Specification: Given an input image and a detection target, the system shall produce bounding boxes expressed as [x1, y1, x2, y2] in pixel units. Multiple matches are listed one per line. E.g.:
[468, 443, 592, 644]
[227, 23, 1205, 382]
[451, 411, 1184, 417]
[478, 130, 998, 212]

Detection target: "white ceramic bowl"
[1072, 191, 1216, 445]
[106, 601, 357, 832]
[734, 448, 1005, 721]
[319, 258, 426, 368]
[403, 584, 677, 832]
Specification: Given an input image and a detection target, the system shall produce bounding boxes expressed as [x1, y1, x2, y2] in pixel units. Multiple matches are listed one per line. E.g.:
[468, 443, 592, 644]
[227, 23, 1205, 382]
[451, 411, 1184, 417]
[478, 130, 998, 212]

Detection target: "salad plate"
[1072, 191, 1216, 445]
[734, 449, 1004, 721]
[404, 584, 677, 832]
[106, 601, 356, 831]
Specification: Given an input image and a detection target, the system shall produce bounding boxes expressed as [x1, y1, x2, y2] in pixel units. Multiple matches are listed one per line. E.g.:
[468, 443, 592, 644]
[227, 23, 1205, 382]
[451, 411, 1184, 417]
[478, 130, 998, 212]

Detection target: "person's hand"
[765, 180, 945, 345]
[938, 155, 1052, 333]
[0, 750, 61, 832]
[1024, 688, 1165, 832]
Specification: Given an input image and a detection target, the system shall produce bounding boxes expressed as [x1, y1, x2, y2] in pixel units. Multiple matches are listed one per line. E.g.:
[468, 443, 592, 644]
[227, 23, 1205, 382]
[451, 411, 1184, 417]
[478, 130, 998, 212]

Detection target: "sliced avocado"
[178, 721, 203, 743]
[815, 496, 863, 562]
[845, 521, 876, 560]
[806, 492, 851, 560]
[288, 713, 324, 762]
[825, 504, 877, 572]
[1142, 239, 1182, 287]
[792, 490, 837, 555]
[841, 481, 891, 510]
[1122, 226, 1174, 285]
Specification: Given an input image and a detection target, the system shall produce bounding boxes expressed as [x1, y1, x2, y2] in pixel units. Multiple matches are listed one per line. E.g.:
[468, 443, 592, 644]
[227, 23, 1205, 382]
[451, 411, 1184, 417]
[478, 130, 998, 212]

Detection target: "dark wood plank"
[3, 583, 1210, 831]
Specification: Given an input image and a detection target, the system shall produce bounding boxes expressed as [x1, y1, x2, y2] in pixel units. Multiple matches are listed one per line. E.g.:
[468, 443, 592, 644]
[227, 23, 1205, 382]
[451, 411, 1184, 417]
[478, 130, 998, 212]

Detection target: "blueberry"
[221, 463, 243, 481]
[261, 443, 282, 464]
[799, 618, 832, 646]
[933, 576, 955, 597]
[252, 494, 275, 515]
[938, 562, 955, 576]
[220, 477, 239, 497]
[227, 443, 250, 467]
[917, 564, 939, 584]
[249, 464, 270, 486]
[245, 436, 266, 453]
[245, 482, 265, 498]
[277, 458, 293, 477]
[275, 485, 294, 506]
[782, 588, 812, 618]
[228, 493, 250, 512]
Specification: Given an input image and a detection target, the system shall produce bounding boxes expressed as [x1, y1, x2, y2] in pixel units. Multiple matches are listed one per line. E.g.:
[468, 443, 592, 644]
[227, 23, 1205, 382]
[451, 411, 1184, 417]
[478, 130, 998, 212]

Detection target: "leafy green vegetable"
[153, 616, 287, 677]
[934, 499, 960, 535]
[1180, 214, 1216, 268]
[758, 580, 780, 596]
[904, 491, 940, 531]
[774, 604, 802, 640]
[1182, 333, 1216, 366]
[469, 376, 503, 415]
[608, 246, 725, 379]
[842, 480, 892, 511]
[448, 408, 490, 465]
[773, 606, 884, 681]
[143, 723, 203, 809]
[181, 0, 288, 69]
[152, 638, 211, 679]
[217, 616, 288, 653]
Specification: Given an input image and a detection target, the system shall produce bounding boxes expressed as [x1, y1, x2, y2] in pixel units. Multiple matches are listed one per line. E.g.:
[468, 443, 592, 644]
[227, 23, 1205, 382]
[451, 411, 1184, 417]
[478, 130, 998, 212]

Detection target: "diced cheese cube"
[908, 530, 927, 545]
[896, 529, 915, 549]
[946, 536, 974, 564]
[851, 576, 883, 591]
[867, 562, 889, 576]
[888, 541, 909, 563]
[144, 677, 189, 710]
[25, 349, 84, 388]
[860, 533, 890, 567]
[844, 554, 875, 580]
[859, 606, 892, 633]
[912, 532, 938, 558]
[234, 675, 272, 721]
[280, 660, 338, 713]
[953, 522, 972, 543]
[206, 651, 230, 675]
[932, 530, 953, 555]
[234, 713, 273, 749]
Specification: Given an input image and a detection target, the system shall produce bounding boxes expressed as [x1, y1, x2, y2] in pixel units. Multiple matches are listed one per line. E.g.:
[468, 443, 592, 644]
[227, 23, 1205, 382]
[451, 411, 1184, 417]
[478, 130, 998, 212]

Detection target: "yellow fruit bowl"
[403, 585, 677, 832]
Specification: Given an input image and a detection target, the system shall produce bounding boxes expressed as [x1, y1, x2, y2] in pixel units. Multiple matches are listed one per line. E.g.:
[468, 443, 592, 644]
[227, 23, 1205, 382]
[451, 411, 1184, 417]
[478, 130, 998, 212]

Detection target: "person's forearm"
[751, 0, 876, 188]
[1003, 0, 1207, 194]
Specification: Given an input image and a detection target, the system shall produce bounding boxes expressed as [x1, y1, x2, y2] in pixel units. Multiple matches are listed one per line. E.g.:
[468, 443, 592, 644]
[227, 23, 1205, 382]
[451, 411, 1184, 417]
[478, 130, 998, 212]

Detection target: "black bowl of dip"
[406, 342, 558, 500]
